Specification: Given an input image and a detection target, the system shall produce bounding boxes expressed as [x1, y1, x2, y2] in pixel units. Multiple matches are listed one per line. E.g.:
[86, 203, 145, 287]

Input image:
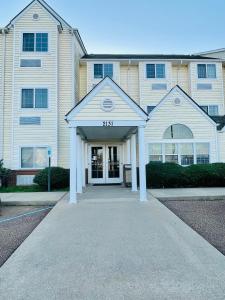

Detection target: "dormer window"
[23, 33, 48, 52]
[197, 64, 216, 78]
[94, 64, 113, 79]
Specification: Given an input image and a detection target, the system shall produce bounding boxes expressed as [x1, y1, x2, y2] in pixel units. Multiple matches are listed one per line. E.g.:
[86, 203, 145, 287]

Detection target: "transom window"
[148, 142, 209, 166]
[21, 147, 48, 169]
[197, 64, 216, 78]
[200, 105, 219, 116]
[21, 88, 48, 108]
[23, 33, 48, 52]
[146, 64, 165, 78]
[94, 64, 113, 79]
[163, 124, 193, 139]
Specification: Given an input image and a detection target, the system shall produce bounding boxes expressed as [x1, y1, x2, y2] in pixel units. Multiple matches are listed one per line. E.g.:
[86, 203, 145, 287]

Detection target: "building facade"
[1, 0, 225, 201]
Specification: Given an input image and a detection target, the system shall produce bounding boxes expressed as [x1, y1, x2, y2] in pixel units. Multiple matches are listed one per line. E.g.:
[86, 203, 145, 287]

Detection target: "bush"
[0, 159, 12, 187]
[146, 161, 189, 188]
[34, 167, 69, 190]
[146, 162, 225, 188]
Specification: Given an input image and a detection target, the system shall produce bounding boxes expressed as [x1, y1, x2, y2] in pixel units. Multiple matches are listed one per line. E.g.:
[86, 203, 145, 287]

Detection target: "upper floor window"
[201, 105, 219, 116]
[94, 64, 113, 79]
[146, 64, 165, 78]
[21, 88, 48, 108]
[163, 124, 193, 139]
[197, 64, 216, 78]
[23, 33, 48, 52]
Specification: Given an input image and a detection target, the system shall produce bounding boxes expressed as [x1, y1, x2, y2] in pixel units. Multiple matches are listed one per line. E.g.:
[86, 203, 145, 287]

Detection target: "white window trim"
[146, 140, 212, 165]
[19, 145, 49, 170]
[20, 31, 50, 55]
[145, 62, 167, 80]
[19, 87, 49, 111]
[93, 62, 114, 80]
[197, 63, 217, 80]
[200, 104, 219, 116]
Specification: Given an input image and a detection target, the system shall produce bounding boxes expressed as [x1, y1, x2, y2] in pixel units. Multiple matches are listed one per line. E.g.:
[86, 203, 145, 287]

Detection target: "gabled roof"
[6, 0, 87, 54]
[195, 48, 225, 55]
[81, 54, 218, 60]
[148, 85, 217, 127]
[65, 76, 148, 121]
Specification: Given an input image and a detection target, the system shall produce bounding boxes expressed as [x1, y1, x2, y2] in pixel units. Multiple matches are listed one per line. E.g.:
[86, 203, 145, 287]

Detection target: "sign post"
[47, 148, 52, 192]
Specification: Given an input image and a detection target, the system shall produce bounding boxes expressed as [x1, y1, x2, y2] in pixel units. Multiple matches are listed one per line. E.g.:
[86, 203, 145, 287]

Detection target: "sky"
[0, 0, 225, 54]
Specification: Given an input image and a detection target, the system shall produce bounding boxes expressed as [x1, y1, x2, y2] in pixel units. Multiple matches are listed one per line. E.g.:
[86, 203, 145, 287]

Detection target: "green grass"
[0, 185, 69, 193]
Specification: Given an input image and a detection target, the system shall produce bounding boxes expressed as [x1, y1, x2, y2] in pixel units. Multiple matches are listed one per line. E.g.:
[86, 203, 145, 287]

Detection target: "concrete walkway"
[1, 186, 225, 299]
[0, 191, 67, 205]
[150, 187, 225, 200]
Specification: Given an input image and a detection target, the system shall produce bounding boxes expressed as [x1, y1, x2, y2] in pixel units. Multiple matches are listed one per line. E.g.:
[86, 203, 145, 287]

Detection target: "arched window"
[163, 124, 193, 139]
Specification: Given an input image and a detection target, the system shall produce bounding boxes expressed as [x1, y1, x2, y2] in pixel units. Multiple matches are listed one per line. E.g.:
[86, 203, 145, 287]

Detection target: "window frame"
[21, 32, 49, 53]
[200, 105, 219, 116]
[147, 141, 211, 165]
[93, 63, 114, 79]
[20, 87, 49, 110]
[197, 63, 217, 79]
[20, 146, 48, 170]
[146, 63, 166, 79]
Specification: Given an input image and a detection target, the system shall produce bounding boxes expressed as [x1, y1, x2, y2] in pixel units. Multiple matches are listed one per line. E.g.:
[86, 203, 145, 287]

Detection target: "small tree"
[0, 159, 12, 187]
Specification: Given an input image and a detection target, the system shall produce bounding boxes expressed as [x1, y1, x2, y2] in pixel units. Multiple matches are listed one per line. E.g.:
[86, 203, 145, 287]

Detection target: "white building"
[1, 0, 225, 202]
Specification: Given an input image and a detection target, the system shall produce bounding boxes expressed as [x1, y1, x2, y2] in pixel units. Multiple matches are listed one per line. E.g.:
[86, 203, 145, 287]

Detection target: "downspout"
[0, 29, 6, 160]
[127, 59, 131, 96]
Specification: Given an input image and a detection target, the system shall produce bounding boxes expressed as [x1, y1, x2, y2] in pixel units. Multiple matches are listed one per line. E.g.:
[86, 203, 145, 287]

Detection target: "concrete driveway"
[1, 186, 225, 299]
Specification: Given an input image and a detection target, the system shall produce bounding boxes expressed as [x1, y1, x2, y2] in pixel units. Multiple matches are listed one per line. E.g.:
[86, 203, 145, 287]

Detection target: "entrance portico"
[65, 77, 149, 203]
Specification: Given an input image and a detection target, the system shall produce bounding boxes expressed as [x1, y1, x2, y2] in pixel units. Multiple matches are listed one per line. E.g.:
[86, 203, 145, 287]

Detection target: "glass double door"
[89, 145, 122, 184]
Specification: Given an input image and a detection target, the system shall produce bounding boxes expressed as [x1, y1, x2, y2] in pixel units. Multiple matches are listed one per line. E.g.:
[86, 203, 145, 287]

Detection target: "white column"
[77, 135, 82, 193]
[70, 127, 77, 203]
[138, 126, 147, 201]
[131, 134, 137, 192]
[126, 139, 131, 164]
[82, 141, 86, 187]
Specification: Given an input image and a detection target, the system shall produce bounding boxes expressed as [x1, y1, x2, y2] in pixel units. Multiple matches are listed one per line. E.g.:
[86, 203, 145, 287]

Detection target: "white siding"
[145, 88, 218, 162]
[189, 62, 224, 114]
[120, 65, 140, 103]
[139, 61, 173, 111]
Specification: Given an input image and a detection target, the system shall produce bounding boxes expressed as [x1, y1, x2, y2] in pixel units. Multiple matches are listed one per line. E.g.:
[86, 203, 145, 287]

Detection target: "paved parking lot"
[161, 199, 225, 255]
[0, 206, 52, 267]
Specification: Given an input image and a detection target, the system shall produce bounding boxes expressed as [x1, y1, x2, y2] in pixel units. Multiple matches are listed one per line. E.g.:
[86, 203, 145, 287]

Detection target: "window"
[201, 105, 219, 116]
[163, 124, 193, 139]
[148, 142, 210, 165]
[149, 144, 162, 162]
[94, 64, 113, 79]
[196, 143, 210, 164]
[180, 143, 194, 166]
[21, 88, 48, 109]
[197, 64, 216, 78]
[146, 64, 165, 78]
[21, 147, 47, 168]
[23, 33, 48, 52]
[165, 143, 178, 163]
[20, 59, 41, 67]
[147, 106, 156, 114]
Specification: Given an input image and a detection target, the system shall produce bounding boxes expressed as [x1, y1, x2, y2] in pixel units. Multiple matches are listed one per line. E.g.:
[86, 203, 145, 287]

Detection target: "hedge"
[34, 167, 69, 190]
[146, 162, 225, 188]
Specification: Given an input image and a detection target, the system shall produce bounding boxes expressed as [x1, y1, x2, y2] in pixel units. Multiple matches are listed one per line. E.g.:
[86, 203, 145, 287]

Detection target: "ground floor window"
[21, 147, 48, 169]
[148, 142, 210, 165]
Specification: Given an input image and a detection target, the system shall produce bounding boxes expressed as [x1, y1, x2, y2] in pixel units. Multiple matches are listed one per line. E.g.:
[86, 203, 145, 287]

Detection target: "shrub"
[185, 163, 225, 187]
[146, 161, 189, 188]
[146, 162, 225, 188]
[0, 159, 12, 187]
[34, 167, 69, 190]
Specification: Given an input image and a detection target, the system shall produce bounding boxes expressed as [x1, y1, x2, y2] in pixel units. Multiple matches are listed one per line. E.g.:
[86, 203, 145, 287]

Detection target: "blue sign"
[47, 147, 52, 157]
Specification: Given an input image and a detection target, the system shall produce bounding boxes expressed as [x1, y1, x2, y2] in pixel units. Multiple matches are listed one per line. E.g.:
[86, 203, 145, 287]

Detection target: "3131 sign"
[102, 121, 114, 127]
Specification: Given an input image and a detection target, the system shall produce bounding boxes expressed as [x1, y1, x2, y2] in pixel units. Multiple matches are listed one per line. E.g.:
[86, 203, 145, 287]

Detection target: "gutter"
[0, 29, 6, 160]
